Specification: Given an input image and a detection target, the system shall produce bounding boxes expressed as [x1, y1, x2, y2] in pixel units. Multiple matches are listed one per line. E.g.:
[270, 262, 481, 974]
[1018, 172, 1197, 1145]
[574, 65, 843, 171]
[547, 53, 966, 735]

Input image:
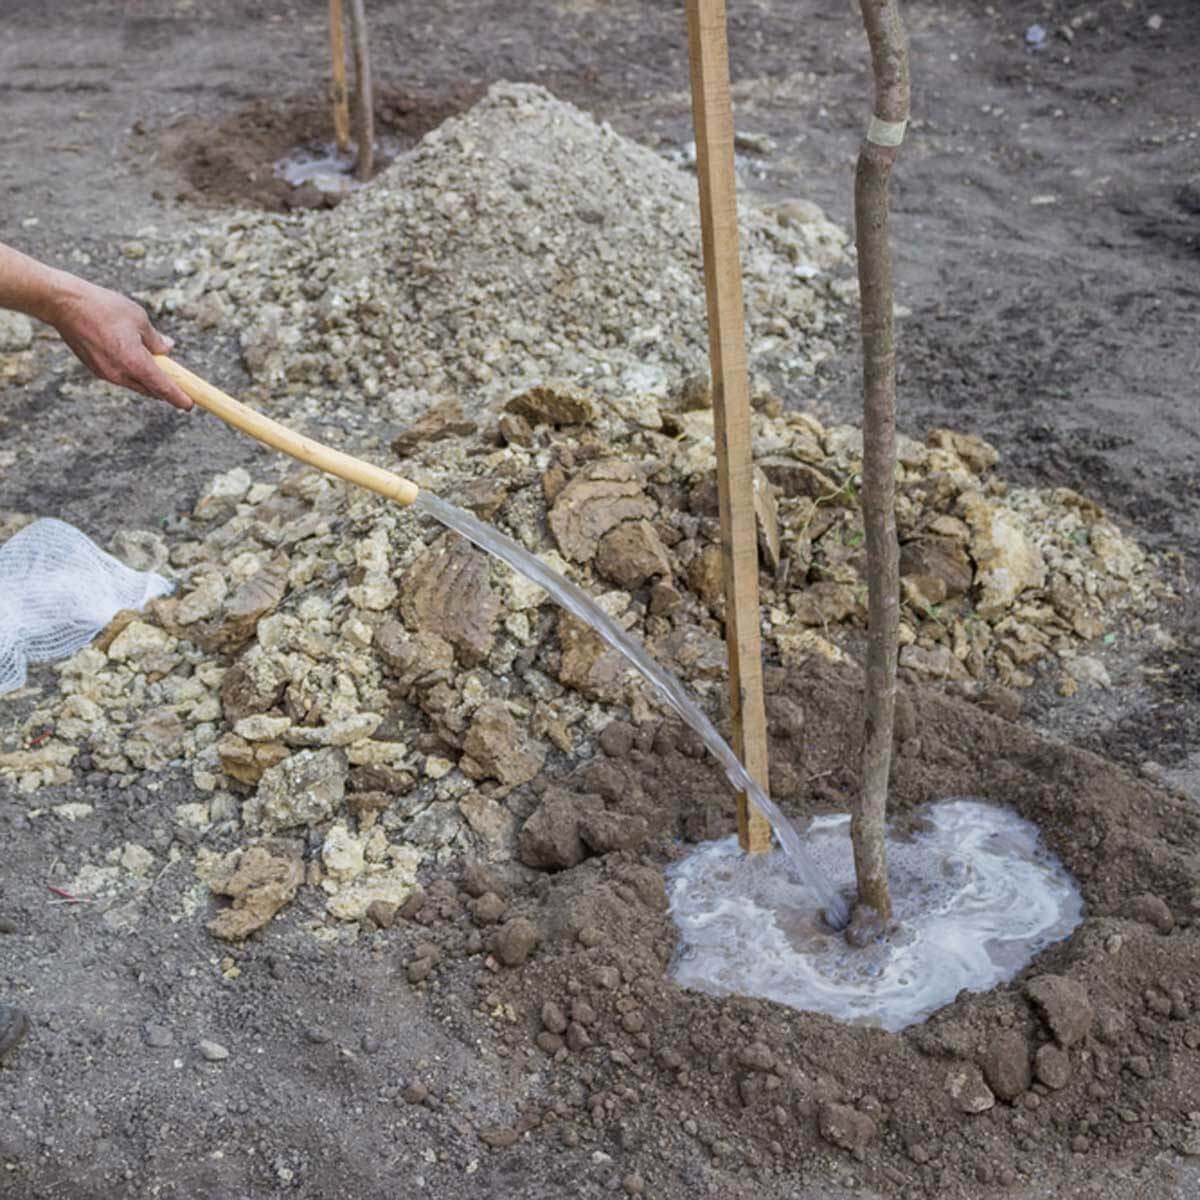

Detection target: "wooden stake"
[685, 0, 772, 854]
[328, 0, 351, 154]
[348, 0, 374, 181]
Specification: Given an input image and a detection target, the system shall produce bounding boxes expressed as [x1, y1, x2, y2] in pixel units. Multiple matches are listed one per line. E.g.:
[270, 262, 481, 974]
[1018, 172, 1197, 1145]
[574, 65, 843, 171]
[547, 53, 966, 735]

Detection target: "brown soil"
[480, 660, 1200, 1198]
[1, 1, 1199, 1198]
[159, 85, 480, 211]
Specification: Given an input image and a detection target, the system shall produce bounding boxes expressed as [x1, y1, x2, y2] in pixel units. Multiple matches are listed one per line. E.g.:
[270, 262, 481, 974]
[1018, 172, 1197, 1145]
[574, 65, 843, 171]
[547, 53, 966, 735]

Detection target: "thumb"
[143, 326, 175, 356]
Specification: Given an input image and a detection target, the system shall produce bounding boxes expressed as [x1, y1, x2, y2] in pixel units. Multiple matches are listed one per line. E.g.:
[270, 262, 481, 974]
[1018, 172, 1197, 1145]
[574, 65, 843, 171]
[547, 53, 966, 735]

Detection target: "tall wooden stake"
[853, 0, 910, 920]
[328, 0, 351, 154]
[686, 0, 771, 853]
[348, 0, 374, 180]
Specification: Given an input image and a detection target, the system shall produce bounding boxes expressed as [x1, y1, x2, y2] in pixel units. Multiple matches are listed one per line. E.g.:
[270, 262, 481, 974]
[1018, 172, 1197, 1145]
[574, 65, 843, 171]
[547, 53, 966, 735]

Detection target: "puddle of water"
[273, 143, 361, 195]
[665, 798, 1084, 1031]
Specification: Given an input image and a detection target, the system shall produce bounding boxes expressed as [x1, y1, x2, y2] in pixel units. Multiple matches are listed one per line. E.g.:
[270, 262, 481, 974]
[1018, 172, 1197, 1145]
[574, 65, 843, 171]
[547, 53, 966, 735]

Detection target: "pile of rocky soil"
[146, 82, 851, 404]
[0, 371, 1168, 920]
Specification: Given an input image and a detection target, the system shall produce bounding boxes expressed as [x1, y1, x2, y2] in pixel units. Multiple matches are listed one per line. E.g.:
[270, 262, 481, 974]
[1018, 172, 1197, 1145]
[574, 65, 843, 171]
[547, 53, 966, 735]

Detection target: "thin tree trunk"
[328, 0, 351, 154]
[348, 0, 374, 181]
[852, 0, 909, 922]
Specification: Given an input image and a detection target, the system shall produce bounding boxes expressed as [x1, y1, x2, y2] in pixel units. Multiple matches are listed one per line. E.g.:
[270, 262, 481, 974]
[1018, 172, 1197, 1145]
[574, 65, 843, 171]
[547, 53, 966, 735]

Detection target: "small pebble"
[199, 1039, 229, 1062]
[144, 1024, 173, 1049]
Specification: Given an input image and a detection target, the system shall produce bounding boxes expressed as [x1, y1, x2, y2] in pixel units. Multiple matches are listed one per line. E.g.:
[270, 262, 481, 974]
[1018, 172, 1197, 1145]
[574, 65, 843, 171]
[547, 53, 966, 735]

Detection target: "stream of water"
[413, 491, 851, 930]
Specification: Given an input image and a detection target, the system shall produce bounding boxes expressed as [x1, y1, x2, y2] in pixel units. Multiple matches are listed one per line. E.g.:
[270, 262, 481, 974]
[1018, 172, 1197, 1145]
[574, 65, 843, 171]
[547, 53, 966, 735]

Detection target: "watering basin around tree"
[666, 798, 1084, 1031]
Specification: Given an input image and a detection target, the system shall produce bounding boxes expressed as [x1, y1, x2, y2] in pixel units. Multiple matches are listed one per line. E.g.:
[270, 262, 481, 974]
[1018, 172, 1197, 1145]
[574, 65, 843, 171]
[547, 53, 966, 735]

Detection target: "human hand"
[45, 278, 194, 412]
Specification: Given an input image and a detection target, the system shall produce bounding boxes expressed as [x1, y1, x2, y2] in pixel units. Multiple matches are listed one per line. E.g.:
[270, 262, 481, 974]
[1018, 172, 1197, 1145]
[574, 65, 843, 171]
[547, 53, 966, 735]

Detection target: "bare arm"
[0, 242, 193, 411]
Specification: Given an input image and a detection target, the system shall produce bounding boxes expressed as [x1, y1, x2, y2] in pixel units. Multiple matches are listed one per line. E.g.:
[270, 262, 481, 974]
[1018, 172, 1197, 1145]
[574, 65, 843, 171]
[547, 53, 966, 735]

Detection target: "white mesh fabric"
[0, 518, 173, 694]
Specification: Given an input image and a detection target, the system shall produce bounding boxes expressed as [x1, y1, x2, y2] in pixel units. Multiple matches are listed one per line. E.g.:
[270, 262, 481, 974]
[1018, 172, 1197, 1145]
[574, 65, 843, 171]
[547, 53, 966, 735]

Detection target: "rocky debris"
[460, 702, 545, 787]
[0, 89, 1168, 975]
[1034, 1043, 1072, 1090]
[946, 1064, 996, 1113]
[390, 399, 477, 457]
[505, 383, 597, 427]
[398, 534, 500, 665]
[494, 916, 540, 966]
[149, 85, 849, 402]
[1025, 975, 1093, 1049]
[206, 840, 304, 940]
[244, 749, 347, 833]
[518, 789, 602, 869]
[818, 1102, 877, 1156]
[980, 1030, 1031, 1103]
[549, 460, 656, 563]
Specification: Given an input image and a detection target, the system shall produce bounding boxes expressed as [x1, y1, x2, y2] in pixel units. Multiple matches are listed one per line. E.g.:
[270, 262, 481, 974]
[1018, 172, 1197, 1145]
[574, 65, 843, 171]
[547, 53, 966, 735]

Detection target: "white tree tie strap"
[867, 114, 908, 146]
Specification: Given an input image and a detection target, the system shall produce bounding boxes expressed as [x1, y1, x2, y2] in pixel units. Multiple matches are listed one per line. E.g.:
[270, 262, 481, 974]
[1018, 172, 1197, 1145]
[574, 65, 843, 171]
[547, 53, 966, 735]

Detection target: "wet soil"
[1, 1, 1199, 1198]
[160, 85, 480, 212]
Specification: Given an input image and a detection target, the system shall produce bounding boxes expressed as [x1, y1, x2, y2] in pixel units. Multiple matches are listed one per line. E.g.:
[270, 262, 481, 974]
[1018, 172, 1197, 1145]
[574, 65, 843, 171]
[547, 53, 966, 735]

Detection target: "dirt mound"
[148, 82, 852, 402]
[474, 662, 1200, 1197]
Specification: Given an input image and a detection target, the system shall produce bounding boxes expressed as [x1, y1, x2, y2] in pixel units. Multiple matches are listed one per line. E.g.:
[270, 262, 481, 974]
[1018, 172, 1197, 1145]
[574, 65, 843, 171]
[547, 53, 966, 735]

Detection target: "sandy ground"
[1, 1, 1198, 1197]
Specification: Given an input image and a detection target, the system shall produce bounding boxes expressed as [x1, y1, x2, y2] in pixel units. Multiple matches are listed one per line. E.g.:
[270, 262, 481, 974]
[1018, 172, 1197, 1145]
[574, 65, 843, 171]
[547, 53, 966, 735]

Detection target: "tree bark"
[348, 0, 374, 181]
[852, 0, 909, 921]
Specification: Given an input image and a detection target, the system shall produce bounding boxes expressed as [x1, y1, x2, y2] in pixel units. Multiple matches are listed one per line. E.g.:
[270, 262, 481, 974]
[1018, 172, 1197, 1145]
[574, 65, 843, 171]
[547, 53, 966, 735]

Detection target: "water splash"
[412, 491, 850, 929]
[666, 798, 1084, 1030]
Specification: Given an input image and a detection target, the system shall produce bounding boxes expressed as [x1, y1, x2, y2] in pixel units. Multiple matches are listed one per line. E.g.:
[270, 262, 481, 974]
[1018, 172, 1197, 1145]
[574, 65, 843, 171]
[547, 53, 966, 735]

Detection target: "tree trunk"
[348, 0, 374, 181]
[852, 0, 910, 921]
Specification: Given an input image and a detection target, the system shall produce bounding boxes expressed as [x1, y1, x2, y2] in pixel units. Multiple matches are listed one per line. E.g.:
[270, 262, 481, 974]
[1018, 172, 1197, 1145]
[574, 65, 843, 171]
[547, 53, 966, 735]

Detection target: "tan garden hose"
[154, 356, 420, 506]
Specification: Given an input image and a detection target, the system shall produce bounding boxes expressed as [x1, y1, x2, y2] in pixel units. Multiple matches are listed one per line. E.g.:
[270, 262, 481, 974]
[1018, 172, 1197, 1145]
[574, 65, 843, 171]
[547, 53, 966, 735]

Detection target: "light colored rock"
[1089, 522, 1143, 580]
[207, 840, 304, 940]
[322, 823, 366, 884]
[245, 748, 347, 832]
[283, 713, 383, 747]
[233, 714, 293, 742]
[557, 611, 630, 703]
[324, 846, 423, 920]
[119, 843, 155, 876]
[195, 467, 252, 521]
[110, 529, 170, 573]
[1065, 655, 1111, 689]
[459, 793, 517, 852]
[753, 467, 781, 572]
[946, 1064, 995, 1113]
[107, 620, 174, 663]
[899, 644, 971, 681]
[0, 311, 34, 352]
[125, 709, 186, 770]
[961, 496, 1046, 617]
[216, 733, 290, 786]
[460, 701, 545, 786]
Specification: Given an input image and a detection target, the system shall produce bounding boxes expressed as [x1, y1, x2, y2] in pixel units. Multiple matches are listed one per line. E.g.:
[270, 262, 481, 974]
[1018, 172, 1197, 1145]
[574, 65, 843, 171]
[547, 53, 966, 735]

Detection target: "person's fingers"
[141, 324, 175, 357]
[134, 354, 194, 412]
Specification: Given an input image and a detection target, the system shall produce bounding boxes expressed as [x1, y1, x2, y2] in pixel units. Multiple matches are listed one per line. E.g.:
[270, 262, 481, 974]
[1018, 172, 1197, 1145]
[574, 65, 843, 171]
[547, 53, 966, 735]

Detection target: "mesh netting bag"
[0, 518, 173, 695]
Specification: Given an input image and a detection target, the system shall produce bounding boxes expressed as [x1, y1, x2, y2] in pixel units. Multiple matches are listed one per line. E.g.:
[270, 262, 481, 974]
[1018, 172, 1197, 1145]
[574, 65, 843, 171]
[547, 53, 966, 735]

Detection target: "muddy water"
[666, 798, 1084, 1030]
[413, 491, 851, 929]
